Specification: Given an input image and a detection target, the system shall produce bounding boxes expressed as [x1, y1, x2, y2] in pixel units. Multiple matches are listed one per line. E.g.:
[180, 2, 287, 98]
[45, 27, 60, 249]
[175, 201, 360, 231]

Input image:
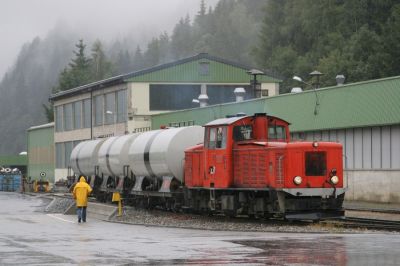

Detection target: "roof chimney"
[291, 87, 303, 93]
[198, 94, 208, 107]
[336, 75, 345, 86]
[234, 87, 246, 102]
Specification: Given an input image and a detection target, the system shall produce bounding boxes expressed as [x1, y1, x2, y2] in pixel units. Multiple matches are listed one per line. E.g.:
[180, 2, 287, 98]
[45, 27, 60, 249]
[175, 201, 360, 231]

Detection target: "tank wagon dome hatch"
[128, 126, 204, 182]
[70, 138, 106, 177]
[98, 133, 141, 177]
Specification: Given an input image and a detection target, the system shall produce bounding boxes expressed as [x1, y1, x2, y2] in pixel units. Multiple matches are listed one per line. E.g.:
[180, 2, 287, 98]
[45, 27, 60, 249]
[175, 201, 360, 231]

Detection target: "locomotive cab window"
[233, 125, 253, 141]
[305, 152, 327, 176]
[206, 126, 227, 149]
[268, 124, 286, 141]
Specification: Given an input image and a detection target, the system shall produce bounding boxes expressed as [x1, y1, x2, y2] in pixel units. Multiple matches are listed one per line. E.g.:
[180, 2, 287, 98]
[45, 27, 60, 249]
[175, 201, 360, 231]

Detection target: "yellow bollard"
[112, 192, 123, 216]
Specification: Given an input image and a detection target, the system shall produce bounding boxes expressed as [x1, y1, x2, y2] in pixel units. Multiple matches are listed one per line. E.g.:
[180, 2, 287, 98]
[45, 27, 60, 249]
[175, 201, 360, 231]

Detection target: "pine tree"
[53, 39, 92, 92]
[91, 40, 113, 80]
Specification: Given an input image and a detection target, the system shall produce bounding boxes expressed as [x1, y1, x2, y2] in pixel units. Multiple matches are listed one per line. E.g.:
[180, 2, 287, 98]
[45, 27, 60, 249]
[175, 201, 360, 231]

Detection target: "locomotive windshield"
[206, 126, 227, 149]
[233, 125, 253, 141]
[268, 125, 286, 140]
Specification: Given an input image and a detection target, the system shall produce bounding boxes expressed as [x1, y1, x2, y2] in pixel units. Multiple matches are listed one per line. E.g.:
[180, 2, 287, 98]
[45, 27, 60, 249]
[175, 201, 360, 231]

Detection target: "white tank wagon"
[97, 133, 141, 196]
[70, 139, 106, 177]
[128, 126, 204, 193]
[98, 133, 141, 177]
[129, 126, 204, 181]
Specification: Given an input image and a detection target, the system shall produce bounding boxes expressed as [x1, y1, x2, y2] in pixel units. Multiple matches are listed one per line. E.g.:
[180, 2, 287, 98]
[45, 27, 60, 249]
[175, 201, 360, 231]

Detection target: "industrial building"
[27, 123, 55, 183]
[49, 53, 280, 180]
[151, 76, 400, 203]
[38, 52, 400, 203]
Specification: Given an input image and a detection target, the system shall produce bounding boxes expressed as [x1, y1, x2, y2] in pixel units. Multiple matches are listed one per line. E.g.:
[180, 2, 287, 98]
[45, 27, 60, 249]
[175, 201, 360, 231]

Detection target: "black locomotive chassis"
[91, 174, 345, 220]
[182, 187, 345, 219]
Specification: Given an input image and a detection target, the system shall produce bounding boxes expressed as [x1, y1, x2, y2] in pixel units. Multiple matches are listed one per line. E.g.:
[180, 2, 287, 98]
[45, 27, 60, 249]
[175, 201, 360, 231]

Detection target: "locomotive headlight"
[330, 175, 339, 185]
[293, 176, 302, 185]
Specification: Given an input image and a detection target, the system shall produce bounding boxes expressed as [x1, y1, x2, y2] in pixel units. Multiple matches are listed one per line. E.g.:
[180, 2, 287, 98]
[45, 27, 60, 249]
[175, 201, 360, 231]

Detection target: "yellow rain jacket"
[73, 176, 93, 207]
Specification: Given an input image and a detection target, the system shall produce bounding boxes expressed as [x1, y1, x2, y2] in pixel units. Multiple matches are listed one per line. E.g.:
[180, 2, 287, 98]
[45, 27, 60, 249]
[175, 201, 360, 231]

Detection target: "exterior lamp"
[106, 110, 117, 136]
[247, 69, 264, 98]
[292, 71, 323, 115]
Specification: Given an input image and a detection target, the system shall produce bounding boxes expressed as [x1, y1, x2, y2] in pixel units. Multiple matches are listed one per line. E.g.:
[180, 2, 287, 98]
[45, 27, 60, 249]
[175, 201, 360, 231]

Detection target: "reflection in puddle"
[233, 237, 347, 265]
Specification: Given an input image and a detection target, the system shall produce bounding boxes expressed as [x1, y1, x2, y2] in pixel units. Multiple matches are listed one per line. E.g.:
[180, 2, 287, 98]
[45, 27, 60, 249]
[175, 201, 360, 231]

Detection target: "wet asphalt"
[1, 192, 400, 265]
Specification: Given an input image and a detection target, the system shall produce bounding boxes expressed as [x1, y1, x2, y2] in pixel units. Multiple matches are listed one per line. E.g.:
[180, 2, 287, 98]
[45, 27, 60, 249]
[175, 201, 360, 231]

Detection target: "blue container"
[0, 174, 21, 192]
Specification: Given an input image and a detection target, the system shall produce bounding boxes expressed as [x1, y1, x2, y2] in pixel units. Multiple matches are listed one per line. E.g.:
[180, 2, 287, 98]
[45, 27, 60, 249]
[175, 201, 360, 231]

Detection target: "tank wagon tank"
[70, 126, 204, 205]
[70, 113, 345, 220]
[70, 139, 105, 178]
[96, 133, 141, 200]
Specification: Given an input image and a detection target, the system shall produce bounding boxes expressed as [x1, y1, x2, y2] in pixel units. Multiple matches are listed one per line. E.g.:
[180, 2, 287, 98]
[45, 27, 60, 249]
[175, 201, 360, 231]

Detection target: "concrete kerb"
[64, 201, 118, 221]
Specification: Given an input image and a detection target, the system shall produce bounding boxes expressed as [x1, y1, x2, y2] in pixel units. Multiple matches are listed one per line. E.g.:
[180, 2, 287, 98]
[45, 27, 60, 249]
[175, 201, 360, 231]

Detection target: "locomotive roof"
[205, 116, 248, 126]
[205, 115, 290, 126]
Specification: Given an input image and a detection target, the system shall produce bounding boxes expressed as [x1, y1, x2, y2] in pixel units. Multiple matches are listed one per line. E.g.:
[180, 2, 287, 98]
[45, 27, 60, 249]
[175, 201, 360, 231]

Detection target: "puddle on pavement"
[232, 237, 347, 265]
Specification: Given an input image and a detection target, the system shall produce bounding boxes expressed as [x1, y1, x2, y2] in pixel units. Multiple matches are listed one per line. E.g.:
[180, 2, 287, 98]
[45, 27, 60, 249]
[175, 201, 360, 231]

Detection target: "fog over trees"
[1, 0, 399, 155]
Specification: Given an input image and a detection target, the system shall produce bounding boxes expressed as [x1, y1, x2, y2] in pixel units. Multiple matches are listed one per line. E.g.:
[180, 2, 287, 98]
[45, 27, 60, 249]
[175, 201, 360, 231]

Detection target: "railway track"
[42, 193, 400, 231]
[323, 217, 400, 232]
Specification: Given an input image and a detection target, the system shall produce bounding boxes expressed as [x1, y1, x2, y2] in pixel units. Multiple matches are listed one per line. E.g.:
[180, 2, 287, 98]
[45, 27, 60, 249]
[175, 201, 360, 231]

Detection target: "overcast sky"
[0, 0, 218, 78]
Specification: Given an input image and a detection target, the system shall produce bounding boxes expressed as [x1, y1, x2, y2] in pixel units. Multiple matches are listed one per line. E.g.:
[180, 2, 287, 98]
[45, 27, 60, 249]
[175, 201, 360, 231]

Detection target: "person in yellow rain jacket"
[72, 176, 93, 223]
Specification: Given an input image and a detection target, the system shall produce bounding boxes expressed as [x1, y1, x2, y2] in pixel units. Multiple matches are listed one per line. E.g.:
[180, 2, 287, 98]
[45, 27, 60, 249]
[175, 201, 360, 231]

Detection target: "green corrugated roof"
[0, 155, 27, 166]
[151, 76, 400, 132]
[125, 53, 280, 83]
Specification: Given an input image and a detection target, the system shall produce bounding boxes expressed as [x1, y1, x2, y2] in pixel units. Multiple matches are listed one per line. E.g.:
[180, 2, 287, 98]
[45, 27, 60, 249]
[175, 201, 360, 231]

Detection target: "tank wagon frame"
[70, 113, 345, 220]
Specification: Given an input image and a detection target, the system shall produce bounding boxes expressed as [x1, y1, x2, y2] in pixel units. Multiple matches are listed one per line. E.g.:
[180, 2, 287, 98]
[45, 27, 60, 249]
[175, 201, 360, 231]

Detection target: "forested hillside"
[254, 0, 400, 90]
[1, 0, 399, 155]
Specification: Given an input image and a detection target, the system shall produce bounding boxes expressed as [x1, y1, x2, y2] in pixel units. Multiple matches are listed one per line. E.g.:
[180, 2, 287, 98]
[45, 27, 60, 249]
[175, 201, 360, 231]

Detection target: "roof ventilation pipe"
[291, 87, 303, 93]
[198, 84, 208, 107]
[336, 75, 345, 86]
[198, 94, 208, 107]
[234, 87, 246, 102]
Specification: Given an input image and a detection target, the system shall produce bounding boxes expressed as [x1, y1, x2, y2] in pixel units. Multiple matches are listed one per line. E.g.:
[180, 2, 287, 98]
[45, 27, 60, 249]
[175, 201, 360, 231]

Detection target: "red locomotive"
[70, 113, 345, 220]
[184, 113, 345, 220]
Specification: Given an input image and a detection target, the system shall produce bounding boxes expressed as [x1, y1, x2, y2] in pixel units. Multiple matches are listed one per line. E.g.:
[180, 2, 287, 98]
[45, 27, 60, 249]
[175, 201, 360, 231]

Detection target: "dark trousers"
[77, 206, 87, 222]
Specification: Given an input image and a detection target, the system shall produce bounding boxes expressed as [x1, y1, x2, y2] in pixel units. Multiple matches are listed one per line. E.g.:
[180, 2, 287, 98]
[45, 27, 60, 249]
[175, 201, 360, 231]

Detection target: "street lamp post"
[106, 110, 117, 136]
[247, 69, 264, 98]
[293, 70, 323, 115]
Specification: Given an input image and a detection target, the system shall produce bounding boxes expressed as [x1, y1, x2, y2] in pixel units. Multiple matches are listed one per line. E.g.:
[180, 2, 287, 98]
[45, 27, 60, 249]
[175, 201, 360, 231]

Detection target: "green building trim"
[151, 76, 400, 132]
[0, 155, 27, 166]
[125, 53, 280, 83]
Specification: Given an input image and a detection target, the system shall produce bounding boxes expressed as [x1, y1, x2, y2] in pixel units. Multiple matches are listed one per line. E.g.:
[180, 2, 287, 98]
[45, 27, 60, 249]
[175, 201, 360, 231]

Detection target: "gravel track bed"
[110, 207, 385, 234]
[41, 196, 399, 234]
[44, 197, 75, 213]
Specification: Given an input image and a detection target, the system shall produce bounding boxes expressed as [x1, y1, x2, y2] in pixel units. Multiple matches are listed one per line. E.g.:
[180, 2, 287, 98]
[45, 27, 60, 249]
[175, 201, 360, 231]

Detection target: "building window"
[199, 62, 209, 75]
[55, 143, 64, 168]
[73, 101, 82, 129]
[55, 106, 63, 132]
[150, 85, 200, 111]
[63, 103, 73, 131]
[207, 85, 252, 105]
[64, 141, 73, 168]
[83, 99, 91, 128]
[116, 90, 127, 123]
[94, 95, 104, 126]
[104, 92, 115, 125]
